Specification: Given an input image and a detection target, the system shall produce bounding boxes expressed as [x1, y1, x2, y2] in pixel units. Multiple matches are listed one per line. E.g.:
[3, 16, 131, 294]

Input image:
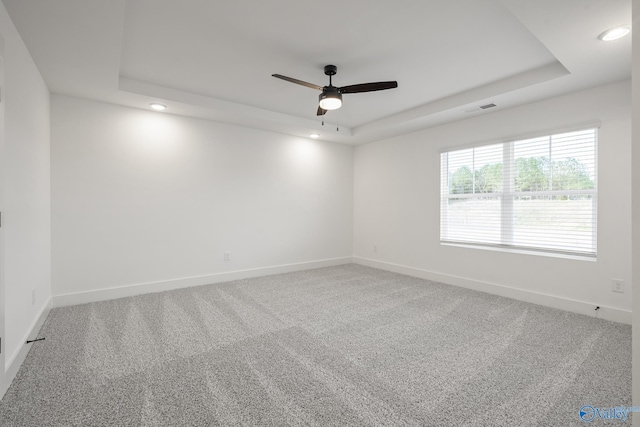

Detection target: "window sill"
[440, 242, 597, 262]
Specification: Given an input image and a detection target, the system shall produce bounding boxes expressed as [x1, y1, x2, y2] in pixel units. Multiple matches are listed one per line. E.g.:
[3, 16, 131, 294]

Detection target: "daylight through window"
[440, 128, 597, 257]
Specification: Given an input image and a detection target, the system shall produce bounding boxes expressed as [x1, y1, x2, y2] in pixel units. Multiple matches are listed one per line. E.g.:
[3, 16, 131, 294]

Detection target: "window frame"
[440, 127, 598, 258]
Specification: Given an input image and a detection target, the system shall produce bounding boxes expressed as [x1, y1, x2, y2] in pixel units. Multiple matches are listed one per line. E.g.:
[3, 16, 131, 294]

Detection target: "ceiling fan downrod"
[324, 64, 337, 86]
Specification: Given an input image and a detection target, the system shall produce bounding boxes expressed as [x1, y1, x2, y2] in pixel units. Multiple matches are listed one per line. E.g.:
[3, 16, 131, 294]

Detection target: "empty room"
[0, 0, 638, 426]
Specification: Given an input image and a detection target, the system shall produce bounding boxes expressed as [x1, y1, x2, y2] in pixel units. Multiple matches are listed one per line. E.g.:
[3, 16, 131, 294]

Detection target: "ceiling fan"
[272, 65, 398, 116]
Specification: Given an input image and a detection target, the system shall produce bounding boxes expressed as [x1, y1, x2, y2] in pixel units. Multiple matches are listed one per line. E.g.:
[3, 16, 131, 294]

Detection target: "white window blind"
[440, 128, 597, 257]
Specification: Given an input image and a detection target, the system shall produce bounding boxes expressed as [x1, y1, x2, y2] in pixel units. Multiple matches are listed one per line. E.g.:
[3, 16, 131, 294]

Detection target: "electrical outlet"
[31, 289, 36, 305]
[224, 251, 230, 261]
[612, 279, 624, 293]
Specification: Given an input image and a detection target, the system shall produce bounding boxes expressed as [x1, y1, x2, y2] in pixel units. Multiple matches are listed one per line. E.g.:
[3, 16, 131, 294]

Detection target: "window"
[440, 128, 597, 257]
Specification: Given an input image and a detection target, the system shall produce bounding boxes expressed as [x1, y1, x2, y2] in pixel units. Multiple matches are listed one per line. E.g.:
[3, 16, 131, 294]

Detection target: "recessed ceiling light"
[309, 133, 320, 139]
[598, 26, 630, 41]
[150, 103, 167, 111]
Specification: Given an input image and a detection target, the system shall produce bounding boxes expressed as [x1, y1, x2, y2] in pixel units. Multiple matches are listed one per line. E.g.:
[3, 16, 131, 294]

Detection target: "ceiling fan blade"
[272, 74, 323, 91]
[317, 106, 328, 116]
[339, 81, 398, 94]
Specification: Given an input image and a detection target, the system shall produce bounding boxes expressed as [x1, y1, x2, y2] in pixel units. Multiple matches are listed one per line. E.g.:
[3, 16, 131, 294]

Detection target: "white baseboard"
[353, 257, 632, 325]
[1, 297, 53, 400]
[53, 257, 353, 308]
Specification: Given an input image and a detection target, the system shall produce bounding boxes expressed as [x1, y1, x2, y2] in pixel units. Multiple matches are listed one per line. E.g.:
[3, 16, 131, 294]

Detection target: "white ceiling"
[1, 0, 631, 144]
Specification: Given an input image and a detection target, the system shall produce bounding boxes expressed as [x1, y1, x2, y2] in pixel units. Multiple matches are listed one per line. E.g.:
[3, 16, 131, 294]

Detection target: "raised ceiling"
[1, 0, 631, 144]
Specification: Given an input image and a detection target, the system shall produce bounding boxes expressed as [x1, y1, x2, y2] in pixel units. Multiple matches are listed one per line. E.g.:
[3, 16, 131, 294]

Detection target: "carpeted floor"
[0, 264, 632, 426]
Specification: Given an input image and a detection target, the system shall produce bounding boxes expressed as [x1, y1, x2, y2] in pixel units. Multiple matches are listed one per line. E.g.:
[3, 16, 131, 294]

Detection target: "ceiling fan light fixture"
[598, 26, 630, 41]
[319, 91, 342, 110]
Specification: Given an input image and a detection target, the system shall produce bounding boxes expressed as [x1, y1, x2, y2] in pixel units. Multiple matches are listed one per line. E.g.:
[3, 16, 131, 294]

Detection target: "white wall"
[51, 95, 353, 300]
[354, 80, 632, 323]
[0, 1, 51, 380]
[632, 0, 640, 422]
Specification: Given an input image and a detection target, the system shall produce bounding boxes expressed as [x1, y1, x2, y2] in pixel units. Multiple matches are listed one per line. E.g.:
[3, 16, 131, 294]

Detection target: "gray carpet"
[0, 264, 632, 426]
